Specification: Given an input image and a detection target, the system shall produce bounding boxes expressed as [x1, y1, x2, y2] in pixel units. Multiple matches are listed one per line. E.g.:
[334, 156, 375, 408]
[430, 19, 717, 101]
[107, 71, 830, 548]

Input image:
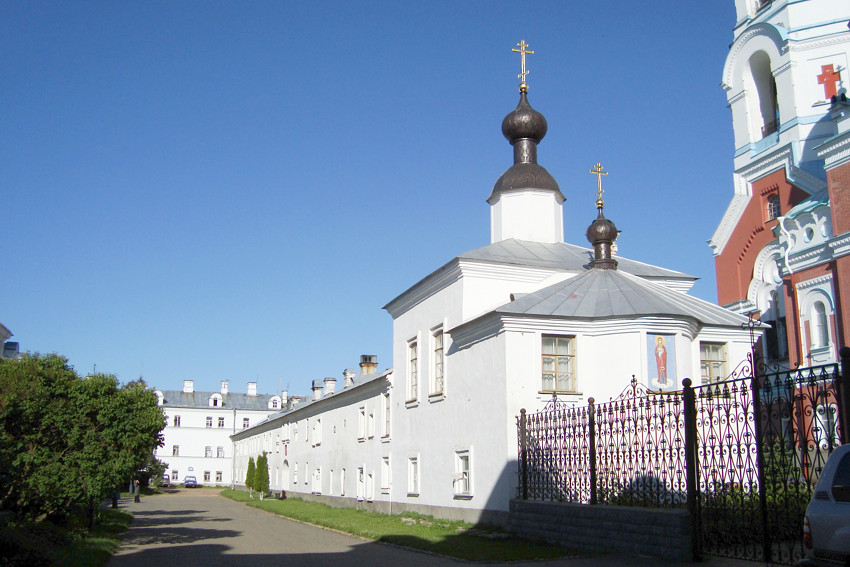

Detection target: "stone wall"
[508, 499, 693, 561]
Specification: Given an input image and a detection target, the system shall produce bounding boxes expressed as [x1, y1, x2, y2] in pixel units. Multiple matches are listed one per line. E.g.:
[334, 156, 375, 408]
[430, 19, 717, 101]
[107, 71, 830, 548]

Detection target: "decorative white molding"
[795, 273, 833, 291]
[789, 31, 850, 53]
[817, 133, 850, 169]
[723, 23, 787, 90]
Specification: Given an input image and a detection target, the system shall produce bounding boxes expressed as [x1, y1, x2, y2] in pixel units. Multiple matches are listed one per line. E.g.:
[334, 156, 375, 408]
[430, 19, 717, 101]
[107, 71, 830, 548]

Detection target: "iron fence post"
[520, 408, 528, 500]
[682, 378, 700, 561]
[588, 398, 597, 505]
[840, 347, 850, 444]
[750, 352, 772, 563]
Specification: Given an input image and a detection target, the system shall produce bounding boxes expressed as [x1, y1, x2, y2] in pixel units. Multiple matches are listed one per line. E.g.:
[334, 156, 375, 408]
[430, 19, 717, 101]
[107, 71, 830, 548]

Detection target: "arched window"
[748, 51, 778, 139]
[209, 393, 222, 407]
[812, 301, 829, 348]
[766, 194, 780, 221]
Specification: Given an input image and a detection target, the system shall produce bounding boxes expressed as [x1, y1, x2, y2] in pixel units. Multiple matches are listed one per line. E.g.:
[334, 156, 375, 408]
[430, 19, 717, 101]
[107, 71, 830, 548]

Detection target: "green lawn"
[221, 489, 573, 562]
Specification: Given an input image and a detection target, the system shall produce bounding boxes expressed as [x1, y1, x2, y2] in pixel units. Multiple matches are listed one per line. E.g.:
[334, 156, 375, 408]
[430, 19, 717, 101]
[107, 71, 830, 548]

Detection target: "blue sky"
[2, 1, 738, 397]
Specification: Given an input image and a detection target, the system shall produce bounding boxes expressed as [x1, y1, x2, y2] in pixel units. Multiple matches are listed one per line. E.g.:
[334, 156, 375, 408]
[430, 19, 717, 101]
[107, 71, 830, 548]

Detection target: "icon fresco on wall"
[647, 334, 676, 391]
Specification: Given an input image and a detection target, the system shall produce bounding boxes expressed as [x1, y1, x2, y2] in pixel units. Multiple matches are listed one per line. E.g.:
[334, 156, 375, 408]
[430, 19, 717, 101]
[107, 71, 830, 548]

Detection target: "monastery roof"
[157, 390, 278, 411]
[458, 239, 695, 280]
[490, 268, 749, 327]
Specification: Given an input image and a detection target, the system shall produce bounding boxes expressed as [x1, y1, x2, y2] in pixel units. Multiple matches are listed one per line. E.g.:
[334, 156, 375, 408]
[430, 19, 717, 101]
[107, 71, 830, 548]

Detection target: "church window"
[748, 51, 779, 140]
[766, 194, 780, 221]
[541, 335, 576, 393]
[218, 417, 225, 427]
[408, 456, 419, 496]
[812, 301, 829, 348]
[206, 416, 213, 428]
[454, 449, 471, 497]
[205, 446, 212, 458]
[700, 342, 727, 384]
[408, 339, 418, 402]
[432, 329, 444, 395]
[173, 415, 181, 427]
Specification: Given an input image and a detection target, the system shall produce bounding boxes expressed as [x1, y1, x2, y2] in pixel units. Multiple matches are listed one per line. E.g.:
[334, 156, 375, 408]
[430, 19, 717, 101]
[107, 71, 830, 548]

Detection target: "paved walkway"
[107, 489, 757, 567]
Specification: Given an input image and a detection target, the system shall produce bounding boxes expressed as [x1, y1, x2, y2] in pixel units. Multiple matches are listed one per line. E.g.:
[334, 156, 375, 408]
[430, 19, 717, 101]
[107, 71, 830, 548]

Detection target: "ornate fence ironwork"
[516, 347, 850, 565]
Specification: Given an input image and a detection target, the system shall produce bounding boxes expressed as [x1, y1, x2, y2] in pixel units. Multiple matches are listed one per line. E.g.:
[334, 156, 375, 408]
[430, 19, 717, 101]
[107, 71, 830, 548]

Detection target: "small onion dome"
[586, 209, 618, 244]
[501, 91, 548, 144]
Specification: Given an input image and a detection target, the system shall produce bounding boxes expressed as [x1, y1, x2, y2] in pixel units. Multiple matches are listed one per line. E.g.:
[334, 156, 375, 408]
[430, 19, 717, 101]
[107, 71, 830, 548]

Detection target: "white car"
[803, 444, 850, 566]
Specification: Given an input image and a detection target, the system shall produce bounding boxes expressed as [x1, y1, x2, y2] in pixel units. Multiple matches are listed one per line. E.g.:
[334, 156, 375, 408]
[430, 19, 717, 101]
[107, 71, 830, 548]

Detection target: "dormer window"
[269, 396, 281, 410]
[209, 393, 223, 407]
[154, 391, 164, 406]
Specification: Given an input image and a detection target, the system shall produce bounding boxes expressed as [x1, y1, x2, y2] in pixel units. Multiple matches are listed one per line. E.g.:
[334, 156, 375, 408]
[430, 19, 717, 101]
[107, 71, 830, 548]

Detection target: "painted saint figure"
[655, 335, 668, 385]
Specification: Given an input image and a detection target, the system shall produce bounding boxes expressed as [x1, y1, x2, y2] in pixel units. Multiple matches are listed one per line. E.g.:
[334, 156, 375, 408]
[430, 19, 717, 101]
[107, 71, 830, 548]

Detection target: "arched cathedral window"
[748, 51, 778, 139]
[766, 194, 780, 221]
[812, 301, 829, 348]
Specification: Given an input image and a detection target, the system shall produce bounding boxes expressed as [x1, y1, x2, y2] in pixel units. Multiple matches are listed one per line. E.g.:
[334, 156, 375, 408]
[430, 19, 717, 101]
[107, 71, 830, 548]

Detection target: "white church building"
[232, 70, 757, 525]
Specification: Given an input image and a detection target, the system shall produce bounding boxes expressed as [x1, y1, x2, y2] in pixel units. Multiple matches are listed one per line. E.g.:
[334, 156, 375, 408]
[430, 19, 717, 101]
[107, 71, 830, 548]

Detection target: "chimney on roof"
[183, 380, 194, 393]
[281, 390, 288, 407]
[360, 355, 378, 376]
[220, 381, 229, 394]
[343, 368, 356, 388]
[312, 379, 323, 401]
[247, 382, 257, 396]
[323, 376, 336, 397]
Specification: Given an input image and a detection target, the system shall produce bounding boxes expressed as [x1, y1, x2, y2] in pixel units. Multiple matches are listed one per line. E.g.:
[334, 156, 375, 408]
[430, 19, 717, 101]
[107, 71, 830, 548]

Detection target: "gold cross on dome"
[512, 40, 534, 91]
[589, 162, 608, 207]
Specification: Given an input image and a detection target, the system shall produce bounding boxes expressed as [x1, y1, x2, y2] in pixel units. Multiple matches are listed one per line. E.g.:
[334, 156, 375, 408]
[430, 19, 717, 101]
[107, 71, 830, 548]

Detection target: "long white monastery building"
[232, 76, 758, 525]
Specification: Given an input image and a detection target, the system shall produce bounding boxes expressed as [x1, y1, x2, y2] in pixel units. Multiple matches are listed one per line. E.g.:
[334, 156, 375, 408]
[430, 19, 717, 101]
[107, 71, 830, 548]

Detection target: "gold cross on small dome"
[512, 40, 534, 92]
[589, 162, 608, 208]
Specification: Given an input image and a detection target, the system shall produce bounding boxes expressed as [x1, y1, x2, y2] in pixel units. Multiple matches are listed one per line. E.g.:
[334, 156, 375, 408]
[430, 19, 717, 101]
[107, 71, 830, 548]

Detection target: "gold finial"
[512, 40, 534, 92]
[589, 162, 608, 208]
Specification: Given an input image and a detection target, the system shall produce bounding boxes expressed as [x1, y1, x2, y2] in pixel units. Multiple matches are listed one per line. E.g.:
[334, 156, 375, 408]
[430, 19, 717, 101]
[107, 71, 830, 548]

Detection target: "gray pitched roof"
[458, 239, 695, 280]
[490, 268, 749, 327]
[158, 390, 277, 411]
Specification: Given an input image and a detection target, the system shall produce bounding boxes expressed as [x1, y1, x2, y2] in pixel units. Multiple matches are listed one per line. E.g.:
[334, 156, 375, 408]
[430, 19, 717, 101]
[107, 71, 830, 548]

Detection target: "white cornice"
[795, 273, 833, 291]
[790, 31, 850, 53]
[709, 190, 750, 256]
[383, 261, 462, 318]
[817, 132, 850, 169]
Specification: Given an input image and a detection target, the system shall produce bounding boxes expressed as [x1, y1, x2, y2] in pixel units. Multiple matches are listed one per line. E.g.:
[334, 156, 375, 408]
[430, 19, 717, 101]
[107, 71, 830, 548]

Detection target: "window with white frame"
[216, 471, 222, 482]
[408, 456, 419, 496]
[313, 418, 322, 446]
[206, 416, 213, 428]
[293, 463, 298, 485]
[366, 472, 375, 501]
[329, 469, 334, 495]
[217, 446, 225, 458]
[454, 449, 471, 496]
[304, 461, 309, 485]
[700, 342, 727, 384]
[172, 445, 179, 456]
[358, 407, 366, 440]
[432, 328, 444, 395]
[340, 468, 346, 496]
[204, 471, 211, 482]
[172, 469, 178, 481]
[541, 335, 576, 393]
[205, 446, 212, 458]
[173, 415, 181, 427]
[313, 467, 322, 494]
[381, 456, 390, 492]
[408, 339, 418, 401]
[357, 467, 365, 501]
[243, 418, 250, 428]
[218, 417, 225, 428]
[812, 301, 830, 348]
[367, 410, 375, 438]
[382, 393, 391, 438]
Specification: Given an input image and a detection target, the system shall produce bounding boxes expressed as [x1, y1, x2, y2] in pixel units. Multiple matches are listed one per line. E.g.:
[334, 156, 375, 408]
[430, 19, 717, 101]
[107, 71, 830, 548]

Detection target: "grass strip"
[56, 509, 134, 567]
[221, 489, 572, 562]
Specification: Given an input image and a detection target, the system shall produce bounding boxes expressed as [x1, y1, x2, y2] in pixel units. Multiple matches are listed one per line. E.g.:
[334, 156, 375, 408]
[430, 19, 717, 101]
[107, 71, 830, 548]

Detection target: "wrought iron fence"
[516, 347, 850, 565]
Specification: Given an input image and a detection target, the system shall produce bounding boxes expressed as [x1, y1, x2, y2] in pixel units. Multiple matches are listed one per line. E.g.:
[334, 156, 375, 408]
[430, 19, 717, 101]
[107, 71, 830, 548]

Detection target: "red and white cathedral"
[711, 0, 850, 368]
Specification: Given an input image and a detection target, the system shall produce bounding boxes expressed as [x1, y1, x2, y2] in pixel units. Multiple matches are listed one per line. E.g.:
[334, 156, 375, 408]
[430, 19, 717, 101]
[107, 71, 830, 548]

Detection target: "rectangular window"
[217, 446, 225, 458]
[218, 417, 225, 428]
[172, 445, 179, 456]
[367, 411, 375, 438]
[173, 415, 181, 427]
[205, 446, 212, 458]
[381, 456, 390, 492]
[313, 418, 322, 446]
[243, 418, 250, 429]
[454, 450, 471, 496]
[542, 335, 576, 393]
[340, 468, 346, 496]
[382, 393, 391, 438]
[700, 342, 727, 384]
[357, 467, 365, 501]
[366, 472, 375, 502]
[203, 471, 210, 482]
[358, 407, 366, 440]
[408, 340, 418, 401]
[216, 471, 223, 482]
[293, 463, 298, 485]
[206, 416, 213, 428]
[171, 470, 178, 481]
[433, 329, 444, 394]
[408, 456, 419, 496]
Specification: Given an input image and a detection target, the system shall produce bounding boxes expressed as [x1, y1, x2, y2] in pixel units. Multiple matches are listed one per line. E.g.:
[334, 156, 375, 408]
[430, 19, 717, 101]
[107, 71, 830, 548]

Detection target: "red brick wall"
[827, 161, 850, 236]
[715, 169, 809, 305]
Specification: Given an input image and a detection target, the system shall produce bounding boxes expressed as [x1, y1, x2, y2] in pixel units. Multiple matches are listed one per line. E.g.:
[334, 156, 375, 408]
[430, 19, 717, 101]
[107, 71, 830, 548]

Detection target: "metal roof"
[458, 239, 695, 280]
[158, 390, 278, 411]
[491, 268, 750, 327]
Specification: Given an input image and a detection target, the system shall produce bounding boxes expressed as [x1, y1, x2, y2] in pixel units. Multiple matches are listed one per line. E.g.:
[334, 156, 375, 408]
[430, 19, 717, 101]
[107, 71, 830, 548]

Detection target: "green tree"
[254, 452, 270, 499]
[246, 456, 256, 497]
[0, 354, 166, 526]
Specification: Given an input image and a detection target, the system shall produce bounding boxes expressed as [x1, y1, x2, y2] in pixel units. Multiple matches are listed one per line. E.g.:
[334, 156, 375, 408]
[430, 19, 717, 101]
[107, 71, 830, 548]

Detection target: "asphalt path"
[107, 489, 755, 567]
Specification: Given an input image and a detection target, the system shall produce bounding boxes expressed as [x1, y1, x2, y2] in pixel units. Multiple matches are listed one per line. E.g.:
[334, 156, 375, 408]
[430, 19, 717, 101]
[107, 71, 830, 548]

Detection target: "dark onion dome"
[586, 208, 619, 270]
[501, 91, 548, 144]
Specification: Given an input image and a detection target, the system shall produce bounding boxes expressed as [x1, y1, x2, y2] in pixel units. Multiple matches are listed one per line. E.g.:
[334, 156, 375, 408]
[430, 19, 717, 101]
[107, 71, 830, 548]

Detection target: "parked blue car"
[183, 475, 198, 488]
